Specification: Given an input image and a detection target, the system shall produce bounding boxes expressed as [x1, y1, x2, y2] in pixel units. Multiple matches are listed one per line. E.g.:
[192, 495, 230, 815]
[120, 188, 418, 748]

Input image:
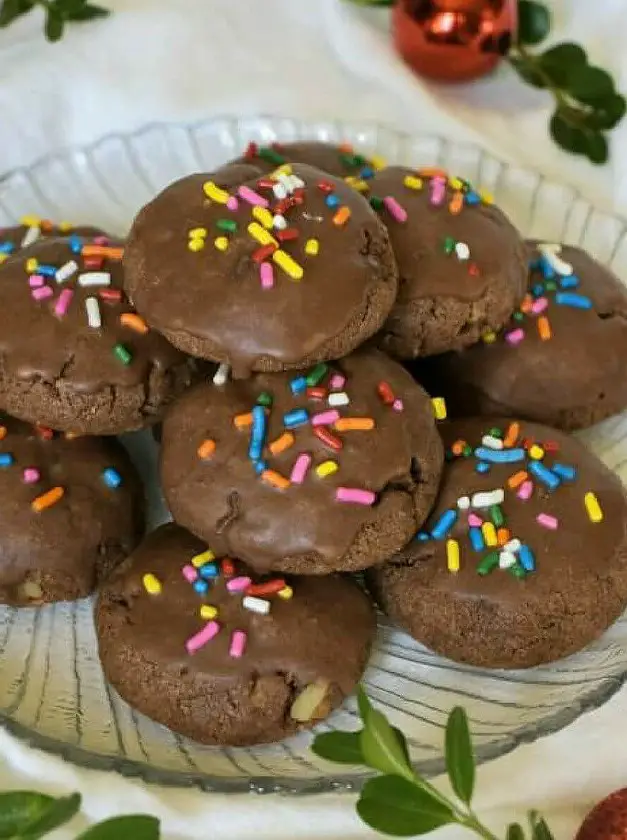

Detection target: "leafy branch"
[0, 0, 109, 42]
[312, 687, 555, 839]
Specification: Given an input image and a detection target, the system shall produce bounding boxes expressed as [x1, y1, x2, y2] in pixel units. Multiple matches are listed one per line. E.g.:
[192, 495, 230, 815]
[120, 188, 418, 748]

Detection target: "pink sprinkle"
[330, 374, 346, 391]
[238, 185, 269, 208]
[312, 410, 340, 427]
[227, 576, 251, 593]
[22, 467, 40, 484]
[29, 274, 45, 288]
[336, 487, 376, 506]
[32, 286, 53, 302]
[383, 196, 408, 223]
[182, 564, 198, 583]
[468, 513, 483, 528]
[537, 513, 558, 530]
[290, 453, 312, 484]
[517, 480, 534, 501]
[430, 178, 446, 206]
[531, 297, 549, 314]
[505, 328, 525, 346]
[185, 620, 220, 654]
[392, 398, 404, 412]
[226, 196, 239, 212]
[260, 261, 274, 290]
[93, 235, 109, 245]
[229, 630, 247, 659]
[54, 288, 73, 317]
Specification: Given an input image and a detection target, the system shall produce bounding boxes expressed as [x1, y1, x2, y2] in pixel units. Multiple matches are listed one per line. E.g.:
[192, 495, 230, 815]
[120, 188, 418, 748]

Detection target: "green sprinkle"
[443, 236, 456, 255]
[259, 146, 285, 165]
[113, 343, 132, 366]
[305, 363, 328, 387]
[256, 392, 273, 408]
[340, 153, 359, 168]
[490, 505, 505, 528]
[545, 280, 558, 291]
[369, 196, 384, 211]
[445, 450, 455, 461]
[216, 219, 237, 233]
[477, 552, 499, 576]
[488, 427, 502, 438]
[353, 154, 367, 167]
[513, 311, 524, 322]
[509, 564, 527, 579]
[462, 444, 473, 457]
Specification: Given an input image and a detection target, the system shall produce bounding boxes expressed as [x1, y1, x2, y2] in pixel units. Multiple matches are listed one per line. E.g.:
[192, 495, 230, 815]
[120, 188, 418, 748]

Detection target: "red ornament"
[393, 0, 518, 83]
[576, 789, 627, 840]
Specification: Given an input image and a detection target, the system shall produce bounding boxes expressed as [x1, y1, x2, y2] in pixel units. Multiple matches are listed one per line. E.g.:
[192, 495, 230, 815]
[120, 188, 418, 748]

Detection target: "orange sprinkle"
[81, 245, 124, 260]
[65, 432, 82, 440]
[449, 192, 464, 215]
[333, 206, 352, 227]
[418, 167, 447, 179]
[197, 439, 216, 459]
[497, 528, 511, 547]
[233, 412, 253, 429]
[31, 486, 64, 513]
[261, 470, 290, 490]
[0, 426, 6, 441]
[520, 294, 534, 314]
[334, 417, 375, 432]
[40, 219, 55, 233]
[507, 470, 528, 489]
[269, 432, 295, 456]
[338, 143, 354, 153]
[120, 313, 149, 334]
[538, 316, 552, 341]
[503, 422, 520, 448]
[451, 439, 467, 456]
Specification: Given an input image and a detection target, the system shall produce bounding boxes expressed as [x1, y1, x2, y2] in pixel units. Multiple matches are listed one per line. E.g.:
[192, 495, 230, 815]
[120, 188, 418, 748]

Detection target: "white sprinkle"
[328, 392, 350, 407]
[20, 226, 41, 249]
[272, 183, 288, 200]
[538, 242, 573, 276]
[499, 550, 517, 569]
[538, 242, 561, 254]
[289, 175, 305, 190]
[505, 538, 522, 553]
[456, 496, 471, 511]
[242, 596, 270, 615]
[85, 296, 102, 329]
[273, 214, 288, 231]
[471, 489, 505, 509]
[79, 271, 111, 287]
[213, 362, 230, 387]
[278, 173, 294, 194]
[455, 242, 470, 261]
[302, 212, 324, 223]
[481, 435, 504, 450]
[55, 260, 78, 283]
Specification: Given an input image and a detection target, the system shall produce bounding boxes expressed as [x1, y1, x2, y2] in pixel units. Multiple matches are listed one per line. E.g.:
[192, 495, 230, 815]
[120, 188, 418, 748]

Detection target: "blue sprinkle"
[359, 166, 375, 180]
[555, 292, 592, 310]
[38, 265, 57, 277]
[0, 454, 13, 468]
[559, 275, 580, 289]
[325, 194, 340, 208]
[532, 283, 545, 298]
[248, 405, 266, 461]
[430, 509, 457, 540]
[253, 460, 267, 475]
[552, 463, 577, 481]
[0, 242, 14, 254]
[193, 579, 210, 595]
[518, 545, 536, 572]
[529, 461, 561, 491]
[290, 376, 307, 396]
[540, 257, 555, 279]
[469, 527, 485, 552]
[528, 258, 542, 271]
[474, 447, 526, 464]
[198, 562, 219, 579]
[102, 468, 122, 488]
[415, 532, 430, 542]
[283, 408, 309, 429]
[465, 191, 481, 205]
[68, 235, 83, 254]
[476, 461, 491, 474]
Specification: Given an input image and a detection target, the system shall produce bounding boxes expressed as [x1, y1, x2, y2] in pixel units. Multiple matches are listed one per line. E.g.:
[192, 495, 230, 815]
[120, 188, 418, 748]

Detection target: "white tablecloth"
[1, 1, 626, 836]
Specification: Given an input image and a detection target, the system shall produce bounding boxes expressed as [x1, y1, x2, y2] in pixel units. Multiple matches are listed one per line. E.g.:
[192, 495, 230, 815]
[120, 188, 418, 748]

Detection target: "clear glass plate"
[1, 116, 627, 795]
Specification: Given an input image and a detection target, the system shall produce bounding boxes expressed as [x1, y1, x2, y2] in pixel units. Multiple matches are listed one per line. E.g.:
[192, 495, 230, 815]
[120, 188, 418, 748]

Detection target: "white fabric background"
[1, 0, 626, 836]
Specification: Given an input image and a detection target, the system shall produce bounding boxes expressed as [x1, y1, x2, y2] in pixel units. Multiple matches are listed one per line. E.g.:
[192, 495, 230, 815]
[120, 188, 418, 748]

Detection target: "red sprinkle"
[468, 263, 480, 276]
[318, 181, 335, 194]
[544, 441, 560, 452]
[246, 579, 286, 596]
[252, 244, 277, 263]
[307, 387, 327, 401]
[98, 288, 123, 303]
[313, 426, 343, 451]
[274, 199, 292, 215]
[276, 228, 299, 242]
[35, 425, 54, 440]
[377, 381, 395, 406]
[257, 179, 275, 190]
[83, 256, 104, 270]
[221, 558, 235, 577]
[244, 142, 258, 160]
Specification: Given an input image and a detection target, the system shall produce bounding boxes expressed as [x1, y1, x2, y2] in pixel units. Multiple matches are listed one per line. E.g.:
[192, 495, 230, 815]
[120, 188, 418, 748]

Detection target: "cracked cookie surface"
[161, 348, 443, 574]
[96, 523, 375, 745]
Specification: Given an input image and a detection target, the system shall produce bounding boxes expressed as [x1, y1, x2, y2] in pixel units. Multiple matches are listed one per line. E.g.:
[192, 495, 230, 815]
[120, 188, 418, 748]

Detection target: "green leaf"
[584, 93, 627, 129]
[567, 65, 615, 103]
[311, 731, 364, 765]
[357, 689, 413, 780]
[538, 42, 586, 86]
[44, 6, 64, 41]
[0, 792, 55, 838]
[356, 685, 371, 722]
[445, 707, 475, 805]
[550, 111, 609, 164]
[550, 111, 586, 155]
[517, 0, 551, 46]
[529, 810, 556, 840]
[0, 0, 34, 27]
[584, 132, 608, 164]
[65, 4, 110, 21]
[19, 793, 81, 839]
[509, 56, 547, 89]
[357, 776, 455, 837]
[507, 823, 526, 840]
[76, 815, 160, 840]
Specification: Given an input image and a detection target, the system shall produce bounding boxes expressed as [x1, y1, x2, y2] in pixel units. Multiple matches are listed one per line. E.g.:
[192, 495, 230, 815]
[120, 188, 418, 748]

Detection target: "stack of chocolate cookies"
[2, 139, 627, 748]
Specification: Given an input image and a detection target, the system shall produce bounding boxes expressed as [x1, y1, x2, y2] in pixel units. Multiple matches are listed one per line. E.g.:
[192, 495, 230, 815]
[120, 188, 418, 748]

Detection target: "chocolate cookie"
[417, 243, 627, 430]
[0, 416, 144, 605]
[365, 167, 527, 358]
[0, 234, 192, 434]
[0, 218, 103, 264]
[368, 417, 627, 669]
[124, 163, 398, 377]
[161, 349, 443, 574]
[96, 523, 375, 746]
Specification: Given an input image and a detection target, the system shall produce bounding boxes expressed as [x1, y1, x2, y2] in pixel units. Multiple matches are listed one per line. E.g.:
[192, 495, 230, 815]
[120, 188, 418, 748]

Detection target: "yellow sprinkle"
[273, 249, 304, 281]
[142, 573, 162, 595]
[192, 549, 216, 568]
[252, 206, 274, 229]
[352, 180, 370, 193]
[316, 460, 339, 478]
[271, 164, 293, 178]
[482, 330, 497, 344]
[448, 176, 464, 190]
[0, 254, 8, 265]
[432, 397, 447, 421]
[200, 605, 218, 620]
[214, 236, 229, 252]
[203, 180, 230, 204]
[482, 522, 498, 547]
[403, 175, 423, 190]
[20, 215, 41, 227]
[371, 154, 387, 171]
[305, 239, 320, 256]
[26, 258, 39, 273]
[189, 227, 208, 238]
[528, 444, 545, 461]
[480, 189, 494, 205]
[278, 585, 294, 600]
[248, 222, 277, 247]
[58, 221, 73, 233]
[585, 492, 603, 523]
[446, 539, 460, 573]
[188, 238, 205, 252]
